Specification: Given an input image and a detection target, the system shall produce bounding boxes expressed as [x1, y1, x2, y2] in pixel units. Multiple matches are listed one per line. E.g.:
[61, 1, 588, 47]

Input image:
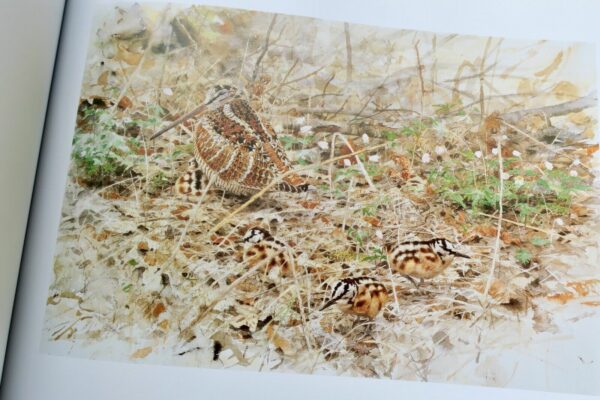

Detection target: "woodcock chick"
[242, 227, 295, 280]
[321, 277, 389, 319]
[152, 84, 309, 196]
[385, 238, 470, 288]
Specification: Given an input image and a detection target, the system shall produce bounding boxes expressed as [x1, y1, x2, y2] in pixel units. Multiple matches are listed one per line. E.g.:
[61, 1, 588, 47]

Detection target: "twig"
[476, 212, 559, 236]
[414, 40, 425, 113]
[501, 120, 592, 171]
[344, 22, 353, 82]
[483, 127, 504, 301]
[501, 90, 597, 123]
[251, 14, 277, 82]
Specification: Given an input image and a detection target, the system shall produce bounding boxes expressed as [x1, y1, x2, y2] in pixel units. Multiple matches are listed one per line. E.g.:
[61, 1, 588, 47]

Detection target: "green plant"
[428, 155, 589, 223]
[72, 106, 141, 186]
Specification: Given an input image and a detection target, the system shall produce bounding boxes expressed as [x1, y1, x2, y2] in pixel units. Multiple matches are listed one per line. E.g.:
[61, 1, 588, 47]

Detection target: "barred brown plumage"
[159, 84, 309, 196]
[321, 276, 389, 319]
[385, 238, 470, 287]
[242, 227, 295, 280]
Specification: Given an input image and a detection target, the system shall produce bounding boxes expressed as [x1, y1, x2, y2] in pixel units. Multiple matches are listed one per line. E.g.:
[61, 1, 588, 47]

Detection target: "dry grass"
[44, 3, 600, 389]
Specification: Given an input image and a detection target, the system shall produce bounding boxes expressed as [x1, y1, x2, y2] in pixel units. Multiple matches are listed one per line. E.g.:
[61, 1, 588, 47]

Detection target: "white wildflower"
[368, 154, 380, 162]
[375, 230, 384, 240]
[361, 133, 370, 144]
[317, 141, 329, 150]
[421, 153, 431, 164]
[570, 170, 578, 177]
[343, 159, 352, 167]
[501, 172, 510, 180]
[514, 176, 525, 187]
[554, 218, 565, 226]
[300, 125, 313, 134]
[491, 147, 499, 156]
[544, 161, 554, 170]
[512, 150, 521, 157]
[474, 150, 483, 159]
[162, 87, 173, 96]
[434, 145, 446, 155]
[572, 158, 581, 166]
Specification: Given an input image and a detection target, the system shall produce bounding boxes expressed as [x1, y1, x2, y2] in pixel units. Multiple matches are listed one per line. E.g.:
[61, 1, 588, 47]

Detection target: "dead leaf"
[131, 346, 152, 359]
[299, 200, 320, 209]
[500, 231, 522, 246]
[266, 324, 296, 356]
[534, 51, 563, 78]
[475, 225, 497, 237]
[547, 292, 575, 304]
[363, 216, 381, 227]
[152, 302, 166, 317]
[552, 81, 578, 100]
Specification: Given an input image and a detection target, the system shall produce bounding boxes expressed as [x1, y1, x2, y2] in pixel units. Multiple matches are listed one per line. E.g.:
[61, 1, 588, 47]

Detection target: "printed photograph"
[43, 3, 600, 394]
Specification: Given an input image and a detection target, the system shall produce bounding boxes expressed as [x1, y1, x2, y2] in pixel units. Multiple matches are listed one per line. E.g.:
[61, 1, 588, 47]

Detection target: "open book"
[2, 1, 599, 399]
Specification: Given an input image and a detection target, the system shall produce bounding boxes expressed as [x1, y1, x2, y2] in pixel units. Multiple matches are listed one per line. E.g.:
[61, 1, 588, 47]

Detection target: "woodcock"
[242, 227, 295, 280]
[152, 84, 309, 196]
[385, 238, 470, 287]
[321, 277, 389, 319]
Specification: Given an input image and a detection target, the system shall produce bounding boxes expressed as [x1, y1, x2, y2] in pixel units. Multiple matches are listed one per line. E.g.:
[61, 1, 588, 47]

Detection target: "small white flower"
[544, 161, 554, 171]
[572, 158, 581, 166]
[512, 150, 521, 157]
[491, 147, 499, 156]
[569, 170, 578, 177]
[421, 153, 431, 164]
[368, 154, 380, 162]
[343, 159, 352, 167]
[317, 141, 329, 150]
[434, 145, 446, 155]
[300, 125, 313, 134]
[554, 218, 565, 226]
[514, 176, 525, 187]
[501, 172, 510, 180]
[361, 133, 370, 144]
[375, 230, 384, 240]
[162, 87, 173, 96]
[474, 150, 483, 159]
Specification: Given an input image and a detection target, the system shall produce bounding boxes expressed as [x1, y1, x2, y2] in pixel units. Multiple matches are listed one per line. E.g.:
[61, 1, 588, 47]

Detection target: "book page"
[3, 0, 599, 399]
[0, 0, 64, 381]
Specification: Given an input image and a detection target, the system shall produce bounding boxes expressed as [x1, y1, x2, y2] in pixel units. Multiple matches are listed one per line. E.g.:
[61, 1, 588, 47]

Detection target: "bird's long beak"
[149, 91, 232, 140]
[320, 298, 338, 311]
[453, 251, 470, 259]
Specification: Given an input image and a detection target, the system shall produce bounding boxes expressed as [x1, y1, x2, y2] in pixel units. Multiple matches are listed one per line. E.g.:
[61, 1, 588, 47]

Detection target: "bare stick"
[415, 40, 425, 113]
[501, 90, 597, 123]
[483, 127, 504, 301]
[344, 22, 353, 82]
[477, 212, 558, 236]
[251, 14, 277, 82]
[501, 120, 592, 170]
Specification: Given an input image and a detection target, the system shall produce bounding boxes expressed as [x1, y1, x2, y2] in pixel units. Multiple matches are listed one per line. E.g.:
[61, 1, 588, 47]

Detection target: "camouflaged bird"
[159, 84, 309, 196]
[385, 238, 470, 287]
[242, 227, 295, 280]
[321, 276, 389, 319]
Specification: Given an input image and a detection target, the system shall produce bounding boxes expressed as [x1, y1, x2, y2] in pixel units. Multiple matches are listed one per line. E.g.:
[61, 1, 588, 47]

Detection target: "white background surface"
[0, 0, 64, 382]
[2, 0, 600, 399]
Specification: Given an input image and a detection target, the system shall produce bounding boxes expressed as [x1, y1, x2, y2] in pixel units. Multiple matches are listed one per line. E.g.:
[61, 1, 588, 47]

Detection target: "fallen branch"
[251, 14, 278, 82]
[501, 91, 597, 123]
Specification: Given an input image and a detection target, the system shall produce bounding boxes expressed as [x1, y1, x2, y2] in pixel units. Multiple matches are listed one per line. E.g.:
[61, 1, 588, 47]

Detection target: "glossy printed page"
[40, 2, 599, 395]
